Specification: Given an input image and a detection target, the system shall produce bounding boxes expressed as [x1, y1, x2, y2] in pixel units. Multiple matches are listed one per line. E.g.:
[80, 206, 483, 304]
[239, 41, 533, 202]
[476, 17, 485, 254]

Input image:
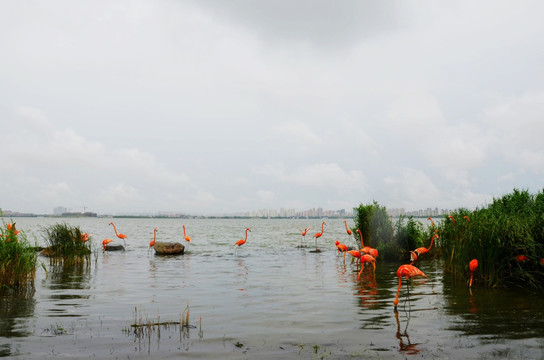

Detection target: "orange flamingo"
[393, 264, 428, 310]
[312, 221, 326, 250]
[234, 227, 251, 255]
[514, 254, 528, 263]
[357, 229, 374, 255]
[347, 250, 361, 269]
[427, 217, 434, 227]
[469, 259, 478, 287]
[81, 233, 90, 242]
[335, 240, 348, 262]
[102, 238, 113, 250]
[357, 254, 376, 280]
[109, 222, 127, 245]
[448, 215, 456, 226]
[297, 226, 311, 247]
[411, 234, 438, 261]
[344, 220, 352, 236]
[464, 215, 470, 222]
[183, 225, 191, 243]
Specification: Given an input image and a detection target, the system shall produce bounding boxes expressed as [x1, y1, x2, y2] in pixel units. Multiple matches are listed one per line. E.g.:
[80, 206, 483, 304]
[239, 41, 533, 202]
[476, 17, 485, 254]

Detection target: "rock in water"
[105, 244, 125, 251]
[153, 242, 185, 255]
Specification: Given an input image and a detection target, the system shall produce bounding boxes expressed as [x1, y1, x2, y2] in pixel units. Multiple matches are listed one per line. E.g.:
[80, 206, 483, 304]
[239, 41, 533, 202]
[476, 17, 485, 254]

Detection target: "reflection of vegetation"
[41, 223, 91, 265]
[0, 221, 37, 290]
[353, 202, 425, 260]
[46, 260, 91, 292]
[440, 188, 544, 289]
[0, 285, 36, 338]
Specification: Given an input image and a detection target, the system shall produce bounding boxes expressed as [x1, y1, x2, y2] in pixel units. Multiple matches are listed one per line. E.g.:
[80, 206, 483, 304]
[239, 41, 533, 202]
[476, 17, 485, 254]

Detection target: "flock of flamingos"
[100, 218, 479, 310]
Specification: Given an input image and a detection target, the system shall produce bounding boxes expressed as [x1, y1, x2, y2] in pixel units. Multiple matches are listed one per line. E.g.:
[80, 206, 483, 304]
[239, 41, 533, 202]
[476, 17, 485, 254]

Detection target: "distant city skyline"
[2, 204, 459, 219]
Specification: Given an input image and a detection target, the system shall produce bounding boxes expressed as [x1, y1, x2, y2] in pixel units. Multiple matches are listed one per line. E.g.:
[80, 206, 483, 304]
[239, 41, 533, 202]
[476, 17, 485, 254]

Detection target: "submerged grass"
[440, 188, 544, 289]
[0, 221, 38, 290]
[123, 304, 201, 345]
[41, 223, 91, 265]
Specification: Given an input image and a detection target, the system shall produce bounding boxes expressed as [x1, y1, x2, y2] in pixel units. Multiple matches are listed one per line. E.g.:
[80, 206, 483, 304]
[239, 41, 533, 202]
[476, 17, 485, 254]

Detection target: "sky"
[1, 0, 544, 216]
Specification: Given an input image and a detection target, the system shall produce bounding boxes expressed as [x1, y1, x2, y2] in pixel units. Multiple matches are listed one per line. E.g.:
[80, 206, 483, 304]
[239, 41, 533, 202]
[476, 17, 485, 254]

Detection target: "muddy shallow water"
[1, 217, 543, 359]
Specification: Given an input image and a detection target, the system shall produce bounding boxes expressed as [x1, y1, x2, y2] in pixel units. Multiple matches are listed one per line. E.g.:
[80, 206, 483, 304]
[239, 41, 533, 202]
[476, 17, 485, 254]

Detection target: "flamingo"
[347, 250, 361, 269]
[335, 240, 348, 262]
[427, 217, 434, 227]
[81, 233, 90, 242]
[234, 227, 251, 255]
[464, 215, 470, 222]
[514, 255, 528, 263]
[312, 221, 326, 251]
[297, 226, 311, 247]
[393, 264, 428, 310]
[109, 222, 127, 246]
[102, 238, 113, 250]
[344, 220, 352, 237]
[357, 229, 374, 255]
[183, 225, 191, 247]
[448, 215, 456, 226]
[357, 254, 376, 280]
[469, 259, 478, 288]
[411, 234, 438, 261]
[149, 227, 184, 255]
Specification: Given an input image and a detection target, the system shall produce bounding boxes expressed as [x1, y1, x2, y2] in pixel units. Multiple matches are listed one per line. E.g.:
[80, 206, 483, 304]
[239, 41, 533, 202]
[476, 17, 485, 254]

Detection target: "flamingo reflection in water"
[394, 310, 421, 355]
[355, 271, 379, 309]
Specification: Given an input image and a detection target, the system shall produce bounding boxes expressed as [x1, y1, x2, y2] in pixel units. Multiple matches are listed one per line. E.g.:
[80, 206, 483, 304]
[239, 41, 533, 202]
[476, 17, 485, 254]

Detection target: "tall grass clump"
[353, 202, 427, 261]
[441, 188, 544, 289]
[0, 221, 38, 290]
[41, 223, 91, 265]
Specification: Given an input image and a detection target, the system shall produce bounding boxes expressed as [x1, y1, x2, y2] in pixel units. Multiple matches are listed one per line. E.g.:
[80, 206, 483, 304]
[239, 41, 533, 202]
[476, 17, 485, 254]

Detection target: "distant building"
[54, 206, 67, 215]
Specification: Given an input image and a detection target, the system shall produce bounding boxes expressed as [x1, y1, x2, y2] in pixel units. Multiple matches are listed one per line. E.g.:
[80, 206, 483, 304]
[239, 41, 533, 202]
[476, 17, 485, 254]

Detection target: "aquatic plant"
[124, 304, 199, 343]
[41, 223, 91, 264]
[0, 221, 38, 290]
[440, 188, 544, 289]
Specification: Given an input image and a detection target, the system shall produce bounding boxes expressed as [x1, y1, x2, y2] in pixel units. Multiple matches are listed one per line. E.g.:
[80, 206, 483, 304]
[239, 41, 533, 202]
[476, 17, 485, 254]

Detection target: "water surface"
[1, 218, 543, 359]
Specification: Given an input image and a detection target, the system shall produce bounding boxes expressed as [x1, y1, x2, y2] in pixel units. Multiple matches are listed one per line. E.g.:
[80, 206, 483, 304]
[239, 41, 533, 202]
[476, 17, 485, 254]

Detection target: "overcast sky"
[1, 0, 543, 215]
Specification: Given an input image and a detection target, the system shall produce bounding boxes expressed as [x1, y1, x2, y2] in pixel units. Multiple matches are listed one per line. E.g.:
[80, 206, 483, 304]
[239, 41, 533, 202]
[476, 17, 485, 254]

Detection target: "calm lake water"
[1, 217, 543, 359]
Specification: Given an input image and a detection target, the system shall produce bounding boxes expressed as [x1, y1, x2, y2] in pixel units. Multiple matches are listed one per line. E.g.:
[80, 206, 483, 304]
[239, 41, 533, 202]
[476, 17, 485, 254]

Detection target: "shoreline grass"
[0, 221, 38, 290]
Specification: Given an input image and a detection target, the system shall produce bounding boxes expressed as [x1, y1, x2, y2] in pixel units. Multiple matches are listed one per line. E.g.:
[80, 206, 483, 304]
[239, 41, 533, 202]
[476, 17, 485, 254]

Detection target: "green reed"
[440, 188, 544, 289]
[41, 223, 91, 264]
[0, 221, 38, 289]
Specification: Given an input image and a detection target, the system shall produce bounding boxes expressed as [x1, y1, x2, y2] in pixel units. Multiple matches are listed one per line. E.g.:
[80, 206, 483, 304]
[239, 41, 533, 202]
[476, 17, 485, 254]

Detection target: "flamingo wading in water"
[234, 228, 251, 255]
[410, 234, 438, 262]
[109, 222, 127, 246]
[183, 225, 191, 249]
[469, 259, 478, 288]
[393, 264, 428, 310]
[312, 221, 326, 251]
[297, 226, 311, 247]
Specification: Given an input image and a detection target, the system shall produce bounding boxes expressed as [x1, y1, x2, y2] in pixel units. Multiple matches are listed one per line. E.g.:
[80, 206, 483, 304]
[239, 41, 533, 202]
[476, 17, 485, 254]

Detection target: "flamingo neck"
[427, 235, 435, 251]
[111, 223, 119, 236]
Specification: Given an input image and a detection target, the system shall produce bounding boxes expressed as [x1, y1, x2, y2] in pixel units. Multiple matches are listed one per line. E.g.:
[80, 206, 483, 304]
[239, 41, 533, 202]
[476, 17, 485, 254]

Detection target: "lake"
[1, 217, 543, 359]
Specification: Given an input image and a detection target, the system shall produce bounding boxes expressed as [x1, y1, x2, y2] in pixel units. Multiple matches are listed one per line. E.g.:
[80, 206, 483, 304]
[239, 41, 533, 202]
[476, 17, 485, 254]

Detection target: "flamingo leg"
[393, 275, 402, 310]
